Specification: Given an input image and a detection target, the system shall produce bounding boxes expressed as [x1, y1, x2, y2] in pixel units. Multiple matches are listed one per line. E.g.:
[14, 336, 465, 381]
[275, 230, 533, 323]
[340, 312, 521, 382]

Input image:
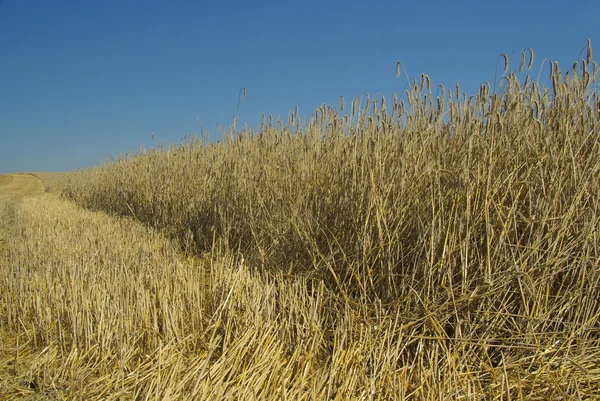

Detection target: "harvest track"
[0, 173, 47, 256]
[0, 174, 208, 400]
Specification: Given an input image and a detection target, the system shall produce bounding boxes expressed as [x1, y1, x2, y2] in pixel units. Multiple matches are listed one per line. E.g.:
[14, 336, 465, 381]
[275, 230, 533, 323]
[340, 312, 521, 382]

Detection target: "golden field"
[1, 43, 600, 399]
[0, 176, 13, 187]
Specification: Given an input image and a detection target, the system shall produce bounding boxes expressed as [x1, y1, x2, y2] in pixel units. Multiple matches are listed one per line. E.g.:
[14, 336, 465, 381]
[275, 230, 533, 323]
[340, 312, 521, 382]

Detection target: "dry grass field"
[0, 175, 14, 187]
[0, 174, 45, 198]
[29, 172, 69, 190]
[2, 43, 600, 399]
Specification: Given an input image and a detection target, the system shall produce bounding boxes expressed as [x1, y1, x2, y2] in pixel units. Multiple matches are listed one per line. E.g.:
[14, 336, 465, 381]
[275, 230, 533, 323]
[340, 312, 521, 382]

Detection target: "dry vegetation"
[0, 175, 14, 186]
[30, 172, 69, 189]
[2, 42, 600, 399]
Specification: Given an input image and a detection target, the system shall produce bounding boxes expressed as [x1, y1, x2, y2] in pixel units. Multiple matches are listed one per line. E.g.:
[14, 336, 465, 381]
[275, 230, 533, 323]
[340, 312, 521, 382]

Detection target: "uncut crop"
[3, 41, 600, 399]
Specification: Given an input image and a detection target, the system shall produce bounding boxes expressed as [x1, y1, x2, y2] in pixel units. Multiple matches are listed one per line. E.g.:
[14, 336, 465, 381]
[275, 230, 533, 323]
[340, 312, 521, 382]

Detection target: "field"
[0, 176, 13, 186]
[2, 44, 600, 400]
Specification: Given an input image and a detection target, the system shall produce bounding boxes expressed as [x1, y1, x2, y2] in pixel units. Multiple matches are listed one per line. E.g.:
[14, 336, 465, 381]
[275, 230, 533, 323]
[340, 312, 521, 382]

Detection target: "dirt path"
[0, 173, 45, 198]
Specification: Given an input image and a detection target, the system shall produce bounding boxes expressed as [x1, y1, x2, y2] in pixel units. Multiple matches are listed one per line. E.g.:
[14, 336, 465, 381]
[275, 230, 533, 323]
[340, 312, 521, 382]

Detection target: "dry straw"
[2, 40, 600, 399]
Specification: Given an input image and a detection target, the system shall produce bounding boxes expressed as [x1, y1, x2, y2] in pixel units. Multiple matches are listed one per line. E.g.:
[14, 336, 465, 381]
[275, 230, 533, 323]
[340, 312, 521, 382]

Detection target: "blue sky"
[0, 0, 598, 173]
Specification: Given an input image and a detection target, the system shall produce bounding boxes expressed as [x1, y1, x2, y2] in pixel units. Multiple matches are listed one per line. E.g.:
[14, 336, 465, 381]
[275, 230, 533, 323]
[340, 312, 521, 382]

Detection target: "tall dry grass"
[2, 41, 600, 399]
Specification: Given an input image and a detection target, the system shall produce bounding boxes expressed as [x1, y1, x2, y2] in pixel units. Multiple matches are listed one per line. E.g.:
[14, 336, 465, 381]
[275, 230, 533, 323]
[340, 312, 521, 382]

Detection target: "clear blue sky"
[1, 0, 598, 173]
